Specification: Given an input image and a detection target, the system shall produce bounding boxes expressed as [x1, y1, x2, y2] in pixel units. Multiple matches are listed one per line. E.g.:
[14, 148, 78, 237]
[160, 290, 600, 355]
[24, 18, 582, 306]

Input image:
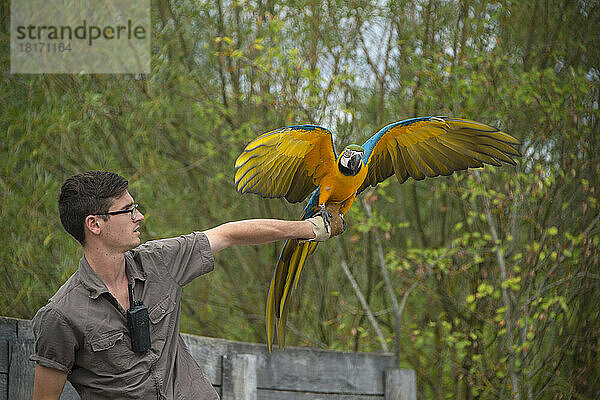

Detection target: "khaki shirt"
[31, 232, 219, 400]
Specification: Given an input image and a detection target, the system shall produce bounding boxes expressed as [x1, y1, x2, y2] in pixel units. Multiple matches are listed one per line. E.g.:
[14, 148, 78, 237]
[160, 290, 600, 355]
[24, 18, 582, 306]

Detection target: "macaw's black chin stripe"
[339, 159, 362, 176]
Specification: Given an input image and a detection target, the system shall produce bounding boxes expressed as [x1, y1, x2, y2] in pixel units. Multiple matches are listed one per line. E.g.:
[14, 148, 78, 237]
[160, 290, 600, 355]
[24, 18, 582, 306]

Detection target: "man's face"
[100, 191, 144, 252]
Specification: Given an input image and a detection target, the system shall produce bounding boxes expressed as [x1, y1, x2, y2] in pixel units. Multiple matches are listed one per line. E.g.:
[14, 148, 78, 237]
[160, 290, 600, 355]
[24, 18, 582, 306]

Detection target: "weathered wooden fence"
[1, 316, 416, 400]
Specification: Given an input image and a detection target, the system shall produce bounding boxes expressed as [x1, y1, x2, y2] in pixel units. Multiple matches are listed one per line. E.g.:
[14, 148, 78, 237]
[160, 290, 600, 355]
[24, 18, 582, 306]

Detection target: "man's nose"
[135, 211, 145, 222]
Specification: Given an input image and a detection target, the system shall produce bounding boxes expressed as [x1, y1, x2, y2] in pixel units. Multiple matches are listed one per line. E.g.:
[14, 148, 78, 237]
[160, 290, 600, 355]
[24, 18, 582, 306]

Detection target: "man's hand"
[306, 205, 345, 242]
[327, 205, 345, 238]
[306, 215, 329, 241]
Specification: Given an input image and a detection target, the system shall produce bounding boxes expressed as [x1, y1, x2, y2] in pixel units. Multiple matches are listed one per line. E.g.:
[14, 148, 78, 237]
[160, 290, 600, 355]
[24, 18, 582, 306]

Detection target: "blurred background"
[1, 0, 599, 398]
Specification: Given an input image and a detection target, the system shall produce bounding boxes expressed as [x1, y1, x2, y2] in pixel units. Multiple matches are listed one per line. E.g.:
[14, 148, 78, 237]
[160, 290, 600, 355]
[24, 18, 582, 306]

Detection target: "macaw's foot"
[340, 214, 347, 234]
[315, 204, 333, 234]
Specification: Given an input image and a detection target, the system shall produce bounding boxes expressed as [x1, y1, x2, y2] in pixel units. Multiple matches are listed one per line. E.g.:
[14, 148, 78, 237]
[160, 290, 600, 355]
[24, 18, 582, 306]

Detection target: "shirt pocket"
[89, 330, 134, 373]
[149, 294, 175, 325]
[148, 294, 176, 346]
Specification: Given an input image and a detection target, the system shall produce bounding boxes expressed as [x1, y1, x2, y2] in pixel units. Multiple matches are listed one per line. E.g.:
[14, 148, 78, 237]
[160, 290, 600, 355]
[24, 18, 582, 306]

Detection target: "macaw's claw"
[315, 204, 333, 234]
[341, 214, 347, 234]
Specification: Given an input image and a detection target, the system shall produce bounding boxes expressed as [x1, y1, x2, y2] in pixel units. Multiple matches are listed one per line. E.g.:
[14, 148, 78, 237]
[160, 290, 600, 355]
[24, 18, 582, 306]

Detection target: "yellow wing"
[359, 116, 521, 193]
[235, 125, 338, 203]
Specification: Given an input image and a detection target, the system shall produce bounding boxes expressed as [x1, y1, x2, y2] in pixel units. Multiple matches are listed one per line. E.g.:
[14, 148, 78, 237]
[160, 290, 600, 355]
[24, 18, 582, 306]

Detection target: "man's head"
[59, 171, 143, 250]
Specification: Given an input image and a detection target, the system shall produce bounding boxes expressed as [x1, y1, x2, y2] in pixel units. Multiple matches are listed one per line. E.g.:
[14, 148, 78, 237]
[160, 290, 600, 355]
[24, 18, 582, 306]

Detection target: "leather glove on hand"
[328, 208, 345, 238]
[306, 215, 330, 241]
[306, 205, 346, 242]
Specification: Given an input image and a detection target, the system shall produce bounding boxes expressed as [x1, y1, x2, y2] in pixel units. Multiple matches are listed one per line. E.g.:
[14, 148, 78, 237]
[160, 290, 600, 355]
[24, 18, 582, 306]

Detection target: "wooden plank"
[182, 334, 226, 385]
[8, 339, 35, 400]
[183, 334, 396, 395]
[0, 318, 17, 374]
[384, 369, 416, 400]
[257, 389, 384, 399]
[60, 382, 81, 400]
[222, 354, 257, 400]
[1, 372, 7, 400]
[16, 320, 34, 340]
[258, 347, 393, 395]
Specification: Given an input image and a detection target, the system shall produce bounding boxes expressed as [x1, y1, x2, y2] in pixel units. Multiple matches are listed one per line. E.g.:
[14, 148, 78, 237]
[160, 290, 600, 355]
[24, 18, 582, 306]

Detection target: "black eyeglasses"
[96, 204, 140, 220]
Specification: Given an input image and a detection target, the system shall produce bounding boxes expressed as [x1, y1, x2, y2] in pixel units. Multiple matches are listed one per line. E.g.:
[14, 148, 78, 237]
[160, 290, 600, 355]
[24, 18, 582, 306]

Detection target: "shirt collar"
[78, 252, 146, 299]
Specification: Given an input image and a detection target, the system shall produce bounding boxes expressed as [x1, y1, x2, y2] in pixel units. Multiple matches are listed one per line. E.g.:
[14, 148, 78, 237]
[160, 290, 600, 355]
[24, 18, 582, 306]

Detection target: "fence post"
[8, 339, 35, 400]
[221, 354, 257, 400]
[385, 368, 416, 400]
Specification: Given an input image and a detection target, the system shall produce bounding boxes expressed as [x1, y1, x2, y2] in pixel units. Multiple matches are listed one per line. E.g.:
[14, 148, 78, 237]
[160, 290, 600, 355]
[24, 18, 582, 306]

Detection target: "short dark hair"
[58, 171, 129, 245]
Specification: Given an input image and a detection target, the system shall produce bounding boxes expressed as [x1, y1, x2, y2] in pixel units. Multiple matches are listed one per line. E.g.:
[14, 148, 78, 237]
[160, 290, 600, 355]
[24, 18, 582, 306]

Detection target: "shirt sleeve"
[136, 231, 215, 287]
[30, 305, 80, 373]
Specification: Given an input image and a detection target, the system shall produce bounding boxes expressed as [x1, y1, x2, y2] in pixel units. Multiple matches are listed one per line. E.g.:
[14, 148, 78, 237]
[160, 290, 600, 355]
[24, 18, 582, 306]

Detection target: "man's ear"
[84, 215, 103, 237]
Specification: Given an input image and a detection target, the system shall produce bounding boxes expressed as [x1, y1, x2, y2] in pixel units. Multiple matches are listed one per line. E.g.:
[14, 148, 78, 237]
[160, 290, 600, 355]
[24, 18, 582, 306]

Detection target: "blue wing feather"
[301, 188, 321, 219]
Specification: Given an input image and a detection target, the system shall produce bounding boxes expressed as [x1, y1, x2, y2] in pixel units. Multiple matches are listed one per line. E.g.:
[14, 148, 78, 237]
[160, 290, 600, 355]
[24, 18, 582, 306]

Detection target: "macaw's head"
[338, 144, 365, 176]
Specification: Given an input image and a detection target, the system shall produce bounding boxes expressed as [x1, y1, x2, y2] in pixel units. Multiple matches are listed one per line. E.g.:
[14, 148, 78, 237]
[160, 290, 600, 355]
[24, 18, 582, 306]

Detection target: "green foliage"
[2, 0, 599, 399]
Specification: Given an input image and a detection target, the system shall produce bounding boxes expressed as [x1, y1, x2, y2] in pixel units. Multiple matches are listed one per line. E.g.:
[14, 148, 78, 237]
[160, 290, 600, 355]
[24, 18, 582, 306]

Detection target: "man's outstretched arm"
[204, 218, 321, 253]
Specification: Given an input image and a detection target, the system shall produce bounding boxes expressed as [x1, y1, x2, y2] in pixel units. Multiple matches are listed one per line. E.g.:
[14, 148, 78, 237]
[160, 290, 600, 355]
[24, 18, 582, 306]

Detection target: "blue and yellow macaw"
[234, 116, 520, 350]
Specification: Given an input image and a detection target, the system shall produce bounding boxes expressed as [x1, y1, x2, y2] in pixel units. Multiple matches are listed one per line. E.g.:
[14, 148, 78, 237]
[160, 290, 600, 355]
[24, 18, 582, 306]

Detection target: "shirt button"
[161, 309, 166, 314]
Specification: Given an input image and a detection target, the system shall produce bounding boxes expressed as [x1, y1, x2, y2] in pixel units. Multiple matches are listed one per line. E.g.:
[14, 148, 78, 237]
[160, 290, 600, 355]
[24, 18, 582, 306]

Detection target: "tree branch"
[335, 238, 389, 352]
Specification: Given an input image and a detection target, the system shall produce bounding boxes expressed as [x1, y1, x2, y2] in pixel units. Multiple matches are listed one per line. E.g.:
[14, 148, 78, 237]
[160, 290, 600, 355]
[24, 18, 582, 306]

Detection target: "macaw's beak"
[349, 153, 362, 173]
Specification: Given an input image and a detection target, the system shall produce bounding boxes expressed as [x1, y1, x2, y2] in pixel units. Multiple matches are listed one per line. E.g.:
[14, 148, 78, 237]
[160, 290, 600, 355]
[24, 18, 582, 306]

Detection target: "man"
[31, 171, 341, 399]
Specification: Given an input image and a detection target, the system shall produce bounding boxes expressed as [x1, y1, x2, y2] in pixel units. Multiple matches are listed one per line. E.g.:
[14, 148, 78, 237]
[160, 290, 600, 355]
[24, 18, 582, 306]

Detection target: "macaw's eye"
[343, 149, 351, 157]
